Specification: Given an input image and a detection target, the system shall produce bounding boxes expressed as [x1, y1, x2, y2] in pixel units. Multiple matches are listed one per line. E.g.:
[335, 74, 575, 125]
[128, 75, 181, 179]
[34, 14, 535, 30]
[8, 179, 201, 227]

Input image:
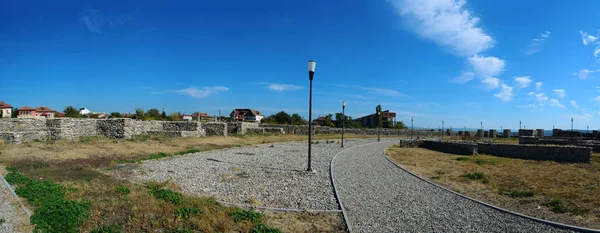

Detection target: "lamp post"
[341, 101, 345, 147]
[306, 60, 316, 172]
[571, 118, 574, 131]
[411, 117, 414, 139]
[520, 121, 522, 130]
[377, 111, 381, 142]
[442, 120, 444, 139]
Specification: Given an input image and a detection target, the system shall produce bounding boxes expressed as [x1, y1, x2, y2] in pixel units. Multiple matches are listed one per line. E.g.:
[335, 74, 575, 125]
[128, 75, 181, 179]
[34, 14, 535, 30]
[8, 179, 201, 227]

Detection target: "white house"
[0, 101, 12, 118]
[79, 108, 91, 115]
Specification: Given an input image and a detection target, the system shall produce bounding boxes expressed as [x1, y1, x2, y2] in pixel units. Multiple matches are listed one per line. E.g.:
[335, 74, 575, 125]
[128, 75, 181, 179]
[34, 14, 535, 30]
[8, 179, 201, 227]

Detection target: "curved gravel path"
[331, 140, 577, 233]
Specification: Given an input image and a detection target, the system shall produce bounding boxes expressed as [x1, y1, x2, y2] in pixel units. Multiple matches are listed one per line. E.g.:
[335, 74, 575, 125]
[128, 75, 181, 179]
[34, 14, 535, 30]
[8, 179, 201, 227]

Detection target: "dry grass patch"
[263, 211, 346, 233]
[386, 147, 600, 229]
[443, 135, 519, 144]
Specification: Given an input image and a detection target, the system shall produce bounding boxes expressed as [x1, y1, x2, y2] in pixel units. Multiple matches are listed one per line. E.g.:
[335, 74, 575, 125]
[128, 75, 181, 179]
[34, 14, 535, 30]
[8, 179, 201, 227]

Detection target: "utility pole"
[442, 120, 444, 138]
[519, 121, 522, 130]
[571, 118, 574, 131]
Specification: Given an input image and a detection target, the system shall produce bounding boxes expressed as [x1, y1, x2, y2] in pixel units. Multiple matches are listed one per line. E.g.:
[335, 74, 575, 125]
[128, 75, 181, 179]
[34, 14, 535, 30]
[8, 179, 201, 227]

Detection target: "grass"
[0, 134, 358, 232]
[386, 146, 600, 229]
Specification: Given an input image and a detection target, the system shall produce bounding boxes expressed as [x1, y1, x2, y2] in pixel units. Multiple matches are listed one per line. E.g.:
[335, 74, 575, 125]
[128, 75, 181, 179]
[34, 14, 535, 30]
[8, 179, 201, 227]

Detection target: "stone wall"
[519, 129, 534, 137]
[226, 122, 259, 134]
[202, 122, 227, 136]
[478, 143, 591, 163]
[503, 129, 511, 138]
[420, 140, 478, 155]
[257, 124, 440, 137]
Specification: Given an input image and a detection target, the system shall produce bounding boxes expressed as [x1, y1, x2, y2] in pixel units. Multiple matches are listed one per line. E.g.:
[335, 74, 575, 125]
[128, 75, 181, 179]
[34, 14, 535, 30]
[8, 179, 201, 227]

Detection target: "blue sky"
[2, 0, 600, 130]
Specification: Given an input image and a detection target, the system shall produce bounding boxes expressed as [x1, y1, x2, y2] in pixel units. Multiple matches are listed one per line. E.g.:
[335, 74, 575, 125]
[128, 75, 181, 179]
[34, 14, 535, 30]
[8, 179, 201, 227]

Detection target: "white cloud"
[580, 31, 598, 45]
[451, 72, 475, 84]
[526, 31, 551, 55]
[549, 99, 565, 108]
[595, 96, 600, 103]
[173, 86, 229, 98]
[390, 0, 494, 56]
[467, 54, 505, 77]
[513, 76, 531, 89]
[535, 82, 542, 91]
[579, 69, 591, 79]
[481, 76, 500, 89]
[552, 89, 566, 99]
[527, 91, 534, 96]
[573, 72, 578, 76]
[535, 93, 548, 103]
[266, 84, 303, 92]
[573, 113, 592, 121]
[516, 104, 540, 108]
[81, 8, 103, 34]
[570, 100, 580, 109]
[362, 87, 404, 96]
[595, 47, 600, 58]
[493, 83, 513, 101]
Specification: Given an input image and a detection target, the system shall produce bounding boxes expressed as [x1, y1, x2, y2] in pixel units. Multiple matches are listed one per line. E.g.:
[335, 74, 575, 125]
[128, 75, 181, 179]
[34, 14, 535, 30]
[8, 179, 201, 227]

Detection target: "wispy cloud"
[580, 30, 598, 45]
[552, 89, 566, 99]
[361, 87, 405, 97]
[390, 0, 494, 56]
[81, 7, 103, 33]
[535, 92, 549, 104]
[570, 100, 580, 109]
[468, 54, 505, 77]
[481, 76, 500, 89]
[171, 86, 229, 98]
[578, 69, 592, 79]
[572, 113, 592, 121]
[265, 83, 303, 92]
[535, 82, 543, 91]
[451, 72, 475, 84]
[595, 96, 600, 104]
[527, 92, 534, 96]
[526, 31, 551, 55]
[549, 99, 565, 108]
[493, 83, 513, 101]
[513, 76, 531, 89]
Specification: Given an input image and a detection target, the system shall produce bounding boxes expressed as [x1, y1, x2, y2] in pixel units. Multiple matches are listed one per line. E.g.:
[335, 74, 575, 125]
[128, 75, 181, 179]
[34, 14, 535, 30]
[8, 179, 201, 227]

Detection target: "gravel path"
[331, 139, 577, 233]
[108, 138, 381, 210]
[0, 174, 31, 233]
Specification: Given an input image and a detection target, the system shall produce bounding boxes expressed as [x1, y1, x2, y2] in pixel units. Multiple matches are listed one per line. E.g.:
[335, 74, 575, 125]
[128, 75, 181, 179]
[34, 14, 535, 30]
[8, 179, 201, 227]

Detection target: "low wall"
[420, 140, 478, 155]
[258, 124, 440, 137]
[478, 143, 591, 163]
[202, 122, 227, 136]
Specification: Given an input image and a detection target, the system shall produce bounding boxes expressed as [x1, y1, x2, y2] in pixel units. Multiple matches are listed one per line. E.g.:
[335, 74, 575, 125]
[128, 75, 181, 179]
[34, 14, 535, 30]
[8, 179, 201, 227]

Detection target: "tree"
[110, 112, 122, 118]
[167, 112, 181, 121]
[324, 114, 334, 127]
[134, 108, 145, 119]
[273, 111, 292, 124]
[290, 113, 307, 125]
[12, 107, 18, 118]
[161, 111, 167, 120]
[146, 108, 161, 119]
[375, 105, 382, 128]
[64, 106, 82, 118]
[392, 121, 407, 129]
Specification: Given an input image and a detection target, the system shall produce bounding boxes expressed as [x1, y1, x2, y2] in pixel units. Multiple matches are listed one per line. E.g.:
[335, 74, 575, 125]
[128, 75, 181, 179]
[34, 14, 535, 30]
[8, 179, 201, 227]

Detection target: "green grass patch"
[115, 186, 131, 195]
[148, 185, 184, 204]
[176, 207, 203, 218]
[251, 223, 282, 233]
[473, 159, 497, 165]
[499, 187, 536, 198]
[175, 148, 201, 155]
[543, 199, 589, 215]
[461, 172, 485, 180]
[146, 152, 172, 160]
[236, 172, 249, 178]
[5, 171, 32, 185]
[230, 209, 263, 223]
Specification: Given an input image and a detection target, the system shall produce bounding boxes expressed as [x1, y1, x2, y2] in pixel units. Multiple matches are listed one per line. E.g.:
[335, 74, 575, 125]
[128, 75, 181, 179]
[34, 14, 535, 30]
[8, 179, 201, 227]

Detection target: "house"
[55, 111, 65, 117]
[79, 108, 91, 115]
[230, 109, 263, 122]
[192, 112, 212, 121]
[0, 101, 12, 118]
[18, 106, 56, 118]
[181, 114, 192, 121]
[355, 110, 397, 128]
[312, 117, 327, 126]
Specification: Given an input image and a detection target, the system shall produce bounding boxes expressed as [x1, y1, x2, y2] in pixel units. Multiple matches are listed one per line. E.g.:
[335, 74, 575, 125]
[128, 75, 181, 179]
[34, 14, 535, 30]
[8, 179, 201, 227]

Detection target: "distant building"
[0, 101, 12, 118]
[312, 117, 327, 126]
[181, 114, 192, 121]
[355, 110, 397, 128]
[192, 112, 212, 121]
[79, 108, 91, 115]
[230, 109, 264, 122]
[18, 106, 56, 118]
[55, 111, 65, 117]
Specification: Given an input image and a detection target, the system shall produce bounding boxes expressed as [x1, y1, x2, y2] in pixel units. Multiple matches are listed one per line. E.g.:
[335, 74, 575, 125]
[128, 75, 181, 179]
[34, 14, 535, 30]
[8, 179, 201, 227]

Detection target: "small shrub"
[499, 187, 536, 198]
[115, 186, 131, 195]
[90, 224, 120, 233]
[176, 207, 203, 218]
[0, 218, 5, 226]
[251, 223, 282, 233]
[235, 144, 242, 147]
[149, 188, 184, 204]
[169, 226, 192, 233]
[30, 199, 91, 233]
[544, 199, 568, 213]
[6, 167, 18, 173]
[175, 148, 201, 155]
[230, 209, 263, 223]
[455, 157, 469, 161]
[461, 172, 485, 180]
[473, 159, 497, 165]
[15, 180, 66, 207]
[146, 152, 172, 160]
[236, 172, 249, 178]
[5, 172, 31, 185]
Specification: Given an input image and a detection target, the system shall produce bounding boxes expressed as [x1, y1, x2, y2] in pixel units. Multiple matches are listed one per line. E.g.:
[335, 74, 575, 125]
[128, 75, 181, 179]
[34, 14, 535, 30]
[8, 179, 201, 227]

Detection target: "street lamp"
[442, 120, 444, 139]
[377, 111, 381, 142]
[306, 60, 316, 172]
[411, 117, 414, 139]
[341, 101, 346, 148]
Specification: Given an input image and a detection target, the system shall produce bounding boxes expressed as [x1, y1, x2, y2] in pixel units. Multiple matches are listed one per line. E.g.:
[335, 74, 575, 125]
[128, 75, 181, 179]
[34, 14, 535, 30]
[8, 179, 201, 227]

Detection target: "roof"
[231, 109, 263, 117]
[0, 101, 12, 108]
[355, 110, 396, 120]
[20, 106, 35, 111]
[192, 112, 211, 117]
[35, 106, 55, 112]
[314, 117, 326, 121]
[55, 111, 65, 117]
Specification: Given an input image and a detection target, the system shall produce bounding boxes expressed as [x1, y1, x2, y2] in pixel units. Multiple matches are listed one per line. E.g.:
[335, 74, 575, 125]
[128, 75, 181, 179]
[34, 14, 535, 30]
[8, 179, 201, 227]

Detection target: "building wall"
[1, 108, 11, 118]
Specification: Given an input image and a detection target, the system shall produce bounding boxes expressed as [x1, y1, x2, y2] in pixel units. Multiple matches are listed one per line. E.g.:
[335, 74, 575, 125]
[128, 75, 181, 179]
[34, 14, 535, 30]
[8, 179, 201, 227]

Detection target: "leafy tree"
[324, 114, 334, 127]
[134, 108, 145, 119]
[167, 112, 181, 121]
[273, 111, 292, 124]
[161, 111, 167, 120]
[375, 105, 382, 128]
[12, 107, 18, 118]
[391, 121, 407, 129]
[146, 108, 161, 119]
[64, 106, 82, 118]
[290, 113, 307, 125]
[110, 112, 122, 118]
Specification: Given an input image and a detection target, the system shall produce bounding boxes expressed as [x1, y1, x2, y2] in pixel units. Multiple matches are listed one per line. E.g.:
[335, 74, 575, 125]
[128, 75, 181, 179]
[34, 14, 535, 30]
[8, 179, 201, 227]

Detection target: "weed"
[31, 198, 91, 233]
[544, 199, 568, 213]
[0, 219, 4, 226]
[455, 157, 469, 161]
[5, 171, 31, 185]
[6, 166, 17, 172]
[430, 176, 441, 179]
[90, 224, 120, 233]
[15, 180, 66, 207]
[176, 207, 203, 218]
[31, 161, 50, 169]
[251, 223, 282, 233]
[461, 172, 485, 180]
[169, 226, 192, 233]
[149, 187, 184, 204]
[230, 209, 263, 223]
[482, 178, 489, 184]
[236, 172, 249, 178]
[115, 186, 131, 195]
[473, 159, 497, 165]
[235, 144, 242, 147]
[146, 152, 172, 160]
[499, 187, 536, 198]
[175, 148, 201, 155]
[116, 159, 138, 164]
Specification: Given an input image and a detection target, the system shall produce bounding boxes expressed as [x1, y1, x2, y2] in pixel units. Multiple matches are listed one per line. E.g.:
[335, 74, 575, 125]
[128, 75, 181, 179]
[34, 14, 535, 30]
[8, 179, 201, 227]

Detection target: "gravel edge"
[0, 174, 31, 217]
[382, 149, 600, 233]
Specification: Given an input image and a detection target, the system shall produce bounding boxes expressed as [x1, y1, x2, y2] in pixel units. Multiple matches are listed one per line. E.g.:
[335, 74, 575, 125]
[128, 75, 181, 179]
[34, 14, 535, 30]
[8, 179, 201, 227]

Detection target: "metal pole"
[307, 73, 314, 172]
[377, 112, 381, 142]
[411, 117, 414, 139]
[520, 121, 522, 130]
[442, 120, 444, 139]
[571, 118, 574, 131]
[341, 104, 345, 147]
